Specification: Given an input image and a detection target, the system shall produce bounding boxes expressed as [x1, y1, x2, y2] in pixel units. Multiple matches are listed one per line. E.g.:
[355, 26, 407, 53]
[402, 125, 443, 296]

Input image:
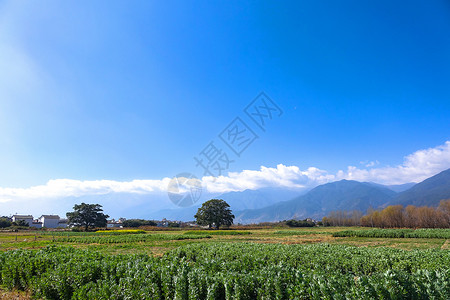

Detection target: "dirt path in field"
[441, 239, 449, 249]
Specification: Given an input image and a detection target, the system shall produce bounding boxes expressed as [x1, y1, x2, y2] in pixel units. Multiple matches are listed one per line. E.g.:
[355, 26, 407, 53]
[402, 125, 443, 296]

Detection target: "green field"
[0, 227, 449, 299]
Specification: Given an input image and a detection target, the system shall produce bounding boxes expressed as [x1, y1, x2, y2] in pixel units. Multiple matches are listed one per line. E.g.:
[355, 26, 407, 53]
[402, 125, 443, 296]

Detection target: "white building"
[107, 219, 123, 228]
[12, 215, 33, 226]
[38, 215, 62, 228]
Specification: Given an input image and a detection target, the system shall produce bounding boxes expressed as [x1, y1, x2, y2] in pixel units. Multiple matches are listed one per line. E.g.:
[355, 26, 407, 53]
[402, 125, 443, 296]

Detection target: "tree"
[438, 199, 450, 227]
[12, 220, 29, 227]
[286, 219, 315, 227]
[66, 203, 109, 231]
[381, 205, 404, 228]
[0, 217, 12, 228]
[122, 219, 156, 228]
[194, 199, 234, 229]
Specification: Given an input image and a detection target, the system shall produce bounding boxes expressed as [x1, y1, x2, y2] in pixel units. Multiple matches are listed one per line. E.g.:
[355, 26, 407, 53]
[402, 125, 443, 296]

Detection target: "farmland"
[0, 227, 449, 299]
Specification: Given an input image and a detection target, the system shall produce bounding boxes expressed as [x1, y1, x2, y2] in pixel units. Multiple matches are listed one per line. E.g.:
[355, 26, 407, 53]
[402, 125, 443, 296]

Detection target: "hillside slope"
[235, 180, 396, 223]
[389, 168, 450, 207]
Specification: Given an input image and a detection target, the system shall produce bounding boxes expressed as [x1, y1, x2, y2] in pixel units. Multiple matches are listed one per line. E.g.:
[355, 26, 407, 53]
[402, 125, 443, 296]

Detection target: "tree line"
[323, 199, 450, 228]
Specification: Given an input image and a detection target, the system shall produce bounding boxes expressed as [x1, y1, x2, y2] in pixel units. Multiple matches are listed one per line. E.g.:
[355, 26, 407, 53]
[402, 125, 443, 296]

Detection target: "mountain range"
[233, 180, 395, 223]
[150, 168, 450, 223]
[388, 168, 450, 207]
[233, 168, 450, 223]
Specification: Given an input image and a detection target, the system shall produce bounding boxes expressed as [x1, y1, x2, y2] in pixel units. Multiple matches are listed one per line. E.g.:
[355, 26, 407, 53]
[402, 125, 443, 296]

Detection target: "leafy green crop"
[272, 230, 330, 236]
[57, 233, 210, 244]
[0, 243, 449, 299]
[183, 230, 251, 236]
[333, 228, 450, 239]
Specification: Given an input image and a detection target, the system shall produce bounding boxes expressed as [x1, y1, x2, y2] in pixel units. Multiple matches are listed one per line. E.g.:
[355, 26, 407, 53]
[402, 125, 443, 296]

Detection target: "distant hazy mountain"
[150, 205, 201, 222]
[386, 183, 417, 193]
[366, 182, 416, 193]
[142, 169, 450, 223]
[234, 180, 397, 224]
[150, 187, 305, 221]
[389, 168, 450, 207]
[218, 187, 305, 210]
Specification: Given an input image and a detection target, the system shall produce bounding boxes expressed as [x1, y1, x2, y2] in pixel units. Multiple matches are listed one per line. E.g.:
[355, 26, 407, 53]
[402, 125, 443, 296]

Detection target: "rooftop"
[40, 215, 60, 219]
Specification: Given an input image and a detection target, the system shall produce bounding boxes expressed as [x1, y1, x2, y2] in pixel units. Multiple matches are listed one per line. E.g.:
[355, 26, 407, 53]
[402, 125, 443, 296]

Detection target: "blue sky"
[0, 1, 450, 216]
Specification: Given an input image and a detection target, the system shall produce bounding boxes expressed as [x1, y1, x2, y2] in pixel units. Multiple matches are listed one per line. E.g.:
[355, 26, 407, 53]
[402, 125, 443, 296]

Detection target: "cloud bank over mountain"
[1, 141, 449, 211]
[204, 141, 450, 192]
[338, 141, 450, 185]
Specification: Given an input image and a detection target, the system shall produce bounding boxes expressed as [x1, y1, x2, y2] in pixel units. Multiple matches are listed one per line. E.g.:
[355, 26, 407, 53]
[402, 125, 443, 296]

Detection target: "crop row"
[40, 230, 146, 236]
[183, 230, 251, 236]
[0, 243, 449, 299]
[333, 228, 450, 239]
[56, 233, 210, 244]
[272, 230, 330, 236]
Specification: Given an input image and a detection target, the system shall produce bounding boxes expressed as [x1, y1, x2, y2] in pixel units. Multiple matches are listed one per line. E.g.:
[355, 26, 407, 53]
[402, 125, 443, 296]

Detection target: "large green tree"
[194, 199, 234, 229]
[66, 203, 109, 231]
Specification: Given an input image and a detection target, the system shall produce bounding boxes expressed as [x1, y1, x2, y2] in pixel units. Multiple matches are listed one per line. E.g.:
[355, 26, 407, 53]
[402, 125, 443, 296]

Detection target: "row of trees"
[64, 199, 235, 231]
[285, 219, 316, 227]
[122, 219, 157, 228]
[322, 210, 363, 227]
[2, 200, 235, 232]
[323, 199, 450, 228]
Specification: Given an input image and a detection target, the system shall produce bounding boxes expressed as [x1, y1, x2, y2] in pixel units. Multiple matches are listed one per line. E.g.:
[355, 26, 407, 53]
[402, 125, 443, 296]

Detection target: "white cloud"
[360, 160, 379, 168]
[0, 178, 172, 200]
[203, 141, 450, 192]
[0, 141, 449, 206]
[202, 165, 334, 193]
[338, 141, 450, 184]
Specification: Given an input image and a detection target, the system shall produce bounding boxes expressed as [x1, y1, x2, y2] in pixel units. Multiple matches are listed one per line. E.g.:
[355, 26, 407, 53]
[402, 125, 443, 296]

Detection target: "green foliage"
[41, 230, 145, 236]
[95, 229, 146, 234]
[168, 222, 180, 228]
[122, 219, 157, 227]
[66, 203, 109, 230]
[333, 228, 450, 239]
[183, 230, 251, 236]
[12, 220, 29, 227]
[285, 219, 315, 227]
[273, 230, 329, 236]
[194, 199, 234, 229]
[0, 244, 449, 299]
[0, 217, 12, 228]
[57, 233, 211, 244]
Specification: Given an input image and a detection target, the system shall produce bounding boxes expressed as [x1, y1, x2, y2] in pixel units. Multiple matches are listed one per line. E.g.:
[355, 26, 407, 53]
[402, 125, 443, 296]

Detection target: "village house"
[107, 219, 124, 228]
[12, 215, 68, 228]
[11, 215, 33, 226]
[39, 215, 61, 228]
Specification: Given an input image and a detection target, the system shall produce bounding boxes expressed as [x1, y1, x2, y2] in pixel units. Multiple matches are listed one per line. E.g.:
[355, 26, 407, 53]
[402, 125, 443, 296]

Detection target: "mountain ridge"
[388, 168, 450, 207]
[149, 169, 450, 223]
[234, 179, 397, 223]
